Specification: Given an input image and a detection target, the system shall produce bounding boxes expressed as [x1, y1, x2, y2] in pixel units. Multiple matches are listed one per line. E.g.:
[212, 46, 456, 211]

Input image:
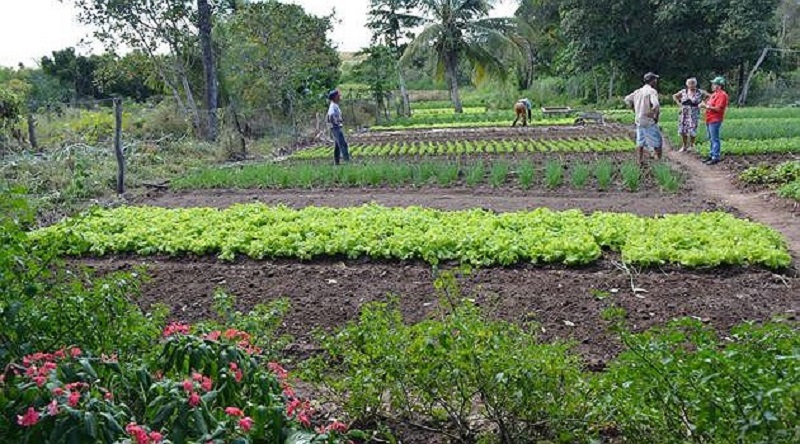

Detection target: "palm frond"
[400, 23, 445, 64]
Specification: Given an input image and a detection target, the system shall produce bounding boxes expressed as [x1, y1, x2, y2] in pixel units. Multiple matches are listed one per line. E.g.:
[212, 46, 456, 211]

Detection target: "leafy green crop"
[291, 137, 634, 160]
[32, 205, 792, 269]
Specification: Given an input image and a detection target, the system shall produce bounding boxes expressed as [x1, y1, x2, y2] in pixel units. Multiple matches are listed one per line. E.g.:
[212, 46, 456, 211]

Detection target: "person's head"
[711, 76, 726, 91]
[643, 72, 659, 87]
[685, 77, 698, 90]
[328, 89, 341, 103]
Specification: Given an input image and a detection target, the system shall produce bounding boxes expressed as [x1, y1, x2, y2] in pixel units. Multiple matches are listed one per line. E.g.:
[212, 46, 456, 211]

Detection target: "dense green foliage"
[310, 282, 800, 443]
[32, 204, 791, 268]
[217, 1, 340, 118]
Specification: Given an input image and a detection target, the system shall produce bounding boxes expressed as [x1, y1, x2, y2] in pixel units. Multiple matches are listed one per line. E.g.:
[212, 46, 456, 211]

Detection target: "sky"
[0, 0, 517, 68]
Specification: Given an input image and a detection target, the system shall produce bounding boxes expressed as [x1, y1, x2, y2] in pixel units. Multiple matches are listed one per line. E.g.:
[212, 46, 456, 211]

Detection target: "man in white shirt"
[327, 89, 350, 165]
[624, 72, 662, 164]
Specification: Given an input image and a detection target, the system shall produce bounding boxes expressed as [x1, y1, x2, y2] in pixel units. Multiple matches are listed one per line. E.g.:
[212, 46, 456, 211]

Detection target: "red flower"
[200, 377, 213, 392]
[47, 400, 59, 416]
[327, 420, 348, 433]
[69, 347, 82, 358]
[286, 399, 302, 416]
[52, 387, 65, 396]
[149, 431, 163, 443]
[126, 422, 150, 444]
[162, 322, 191, 338]
[192, 372, 203, 382]
[268, 362, 288, 380]
[297, 411, 311, 427]
[282, 385, 296, 398]
[182, 379, 194, 393]
[239, 416, 254, 432]
[204, 330, 221, 341]
[68, 391, 81, 407]
[225, 406, 244, 417]
[104, 391, 114, 401]
[17, 407, 40, 427]
[229, 362, 243, 383]
[33, 376, 47, 387]
[188, 392, 201, 407]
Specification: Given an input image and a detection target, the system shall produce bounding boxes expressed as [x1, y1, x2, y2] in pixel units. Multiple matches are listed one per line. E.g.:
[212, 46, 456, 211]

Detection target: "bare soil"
[78, 257, 799, 369]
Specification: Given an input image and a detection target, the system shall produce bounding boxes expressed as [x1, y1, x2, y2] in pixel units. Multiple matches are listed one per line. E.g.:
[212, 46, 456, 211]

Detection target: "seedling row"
[175, 158, 684, 193]
[293, 138, 634, 160]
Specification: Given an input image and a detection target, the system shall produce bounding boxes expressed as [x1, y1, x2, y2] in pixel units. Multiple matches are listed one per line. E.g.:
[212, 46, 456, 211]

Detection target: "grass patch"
[517, 160, 535, 190]
[570, 163, 591, 189]
[620, 161, 642, 192]
[652, 162, 682, 193]
[544, 160, 564, 189]
[594, 159, 614, 191]
[489, 161, 510, 188]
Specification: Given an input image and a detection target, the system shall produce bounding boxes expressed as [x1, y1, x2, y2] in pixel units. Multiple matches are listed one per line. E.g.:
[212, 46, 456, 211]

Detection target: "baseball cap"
[327, 89, 340, 100]
[711, 76, 726, 86]
[643, 72, 660, 82]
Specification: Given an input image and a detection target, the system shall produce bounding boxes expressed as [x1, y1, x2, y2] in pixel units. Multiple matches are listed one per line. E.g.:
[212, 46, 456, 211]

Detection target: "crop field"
[174, 156, 684, 193]
[15, 103, 799, 444]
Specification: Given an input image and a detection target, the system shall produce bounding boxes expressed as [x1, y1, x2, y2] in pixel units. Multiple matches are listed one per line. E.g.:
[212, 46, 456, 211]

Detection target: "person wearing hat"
[699, 77, 729, 165]
[624, 72, 663, 164]
[326, 89, 350, 165]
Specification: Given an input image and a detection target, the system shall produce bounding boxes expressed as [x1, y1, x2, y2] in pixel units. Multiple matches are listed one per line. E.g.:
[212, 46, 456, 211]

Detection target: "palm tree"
[401, 0, 519, 113]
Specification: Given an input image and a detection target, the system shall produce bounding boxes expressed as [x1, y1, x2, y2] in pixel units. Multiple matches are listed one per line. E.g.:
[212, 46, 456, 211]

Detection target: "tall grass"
[620, 161, 642, 192]
[489, 161, 510, 188]
[544, 160, 564, 189]
[517, 161, 535, 190]
[465, 161, 486, 187]
[570, 163, 591, 189]
[651, 162, 683, 193]
[594, 159, 614, 191]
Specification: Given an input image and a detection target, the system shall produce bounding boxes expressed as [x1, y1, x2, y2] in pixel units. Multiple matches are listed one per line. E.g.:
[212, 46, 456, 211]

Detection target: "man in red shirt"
[700, 77, 729, 165]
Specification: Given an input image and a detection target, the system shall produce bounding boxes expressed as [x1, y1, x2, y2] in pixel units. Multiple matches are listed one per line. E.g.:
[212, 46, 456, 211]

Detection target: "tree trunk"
[738, 47, 770, 106]
[397, 63, 411, 117]
[198, 0, 219, 141]
[444, 51, 463, 113]
[176, 57, 202, 134]
[608, 63, 616, 102]
[113, 98, 125, 195]
[27, 113, 38, 151]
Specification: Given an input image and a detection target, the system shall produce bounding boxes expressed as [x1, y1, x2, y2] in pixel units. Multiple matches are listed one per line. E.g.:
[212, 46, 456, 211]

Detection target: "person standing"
[700, 77, 729, 165]
[672, 78, 708, 152]
[624, 72, 662, 164]
[327, 89, 350, 165]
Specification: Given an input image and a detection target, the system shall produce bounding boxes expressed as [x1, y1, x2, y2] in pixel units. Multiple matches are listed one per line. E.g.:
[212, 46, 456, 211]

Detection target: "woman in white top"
[672, 78, 709, 152]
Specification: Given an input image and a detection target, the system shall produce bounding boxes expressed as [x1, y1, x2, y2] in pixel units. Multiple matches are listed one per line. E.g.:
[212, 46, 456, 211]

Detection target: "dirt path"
[665, 146, 800, 261]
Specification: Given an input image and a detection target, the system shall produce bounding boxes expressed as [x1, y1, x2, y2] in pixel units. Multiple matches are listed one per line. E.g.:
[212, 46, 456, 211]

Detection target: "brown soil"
[138, 188, 721, 216]
[666, 147, 800, 258]
[78, 257, 799, 368]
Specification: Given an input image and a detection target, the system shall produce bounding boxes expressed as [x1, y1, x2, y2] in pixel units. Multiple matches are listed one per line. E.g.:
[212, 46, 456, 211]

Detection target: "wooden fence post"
[113, 98, 125, 195]
[27, 114, 38, 150]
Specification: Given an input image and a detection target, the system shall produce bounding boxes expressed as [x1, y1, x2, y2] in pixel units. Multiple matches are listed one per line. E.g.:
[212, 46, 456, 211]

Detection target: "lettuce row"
[31, 204, 791, 269]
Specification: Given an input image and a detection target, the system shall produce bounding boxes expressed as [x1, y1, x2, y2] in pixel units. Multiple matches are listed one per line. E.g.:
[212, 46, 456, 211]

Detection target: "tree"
[216, 1, 340, 132]
[353, 45, 398, 123]
[367, 0, 421, 116]
[94, 51, 162, 101]
[401, 0, 520, 113]
[40, 48, 101, 102]
[69, 0, 203, 132]
[513, 0, 563, 89]
[197, 0, 218, 141]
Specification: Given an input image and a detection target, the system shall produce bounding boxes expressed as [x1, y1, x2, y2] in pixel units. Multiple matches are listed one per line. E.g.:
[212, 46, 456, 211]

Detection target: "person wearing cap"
[624, 72, 662, 164]
[699, 77, 729, 165]
[326, 89, 350, 165]
[672, 77, 709, 152]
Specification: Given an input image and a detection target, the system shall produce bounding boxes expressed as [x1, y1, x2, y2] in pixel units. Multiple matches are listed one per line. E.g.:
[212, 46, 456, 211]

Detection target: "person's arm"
[673, 91, 682, 106]
[703, 94, 723, 112]
[649, 93, 661, 122]
[623, 92, 635, 109]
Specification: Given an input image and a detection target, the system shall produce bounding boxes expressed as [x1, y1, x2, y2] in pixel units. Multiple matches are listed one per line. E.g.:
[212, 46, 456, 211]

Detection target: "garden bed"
[77, 257, 800, 367]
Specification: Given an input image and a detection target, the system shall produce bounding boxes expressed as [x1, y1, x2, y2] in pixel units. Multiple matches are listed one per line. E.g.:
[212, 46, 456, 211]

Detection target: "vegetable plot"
[33, 205, 791, 269]
[293, 138, 633, 159]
